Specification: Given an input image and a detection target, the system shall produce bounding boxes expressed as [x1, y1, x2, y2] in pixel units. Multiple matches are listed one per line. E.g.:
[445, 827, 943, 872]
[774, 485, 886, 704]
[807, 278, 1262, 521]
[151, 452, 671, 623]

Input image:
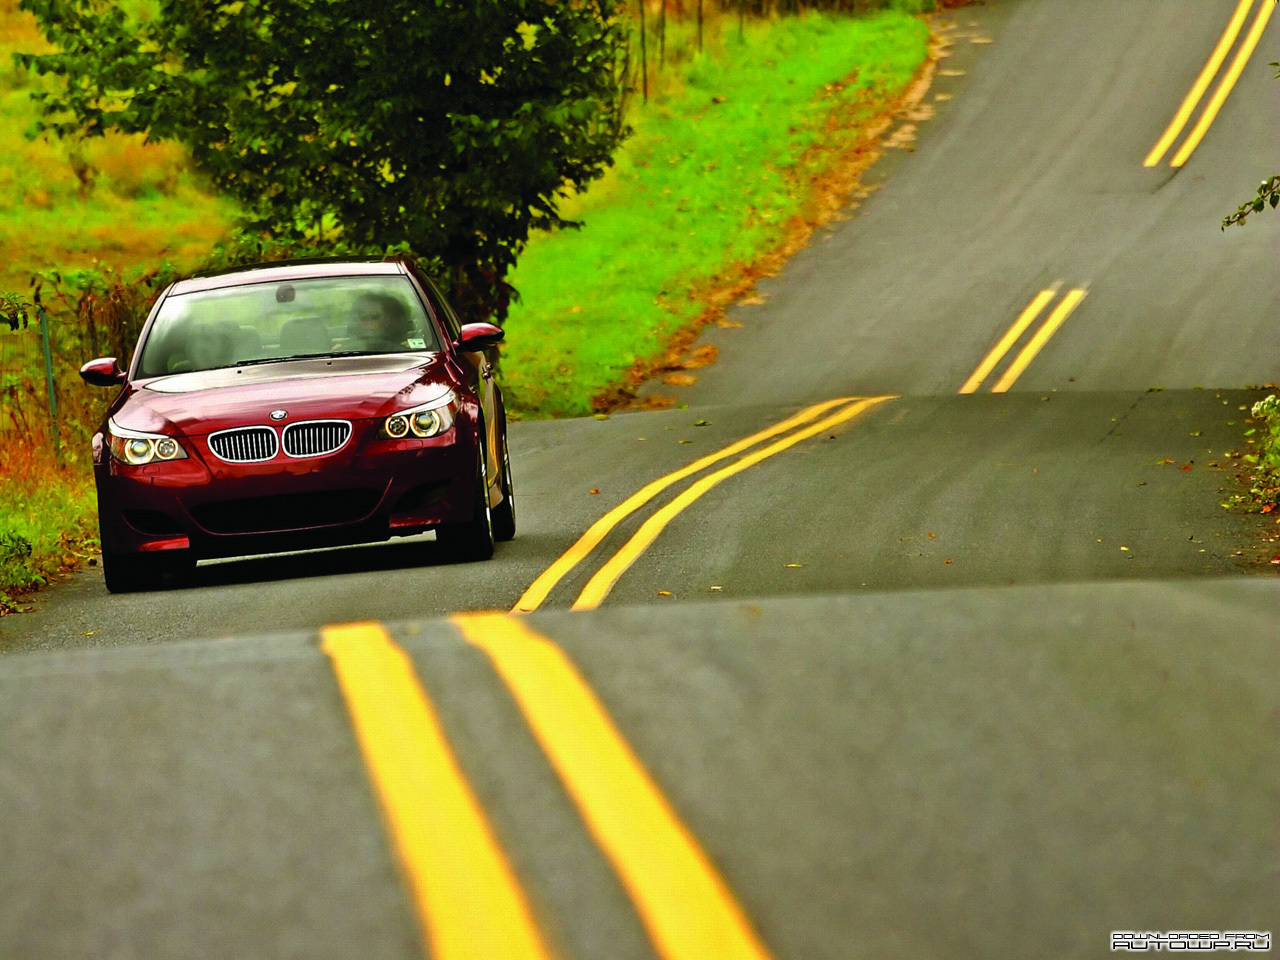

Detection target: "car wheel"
[491, 430, 516, 543]
[436, 439, 496, 562]
[102, 551, 192, 593]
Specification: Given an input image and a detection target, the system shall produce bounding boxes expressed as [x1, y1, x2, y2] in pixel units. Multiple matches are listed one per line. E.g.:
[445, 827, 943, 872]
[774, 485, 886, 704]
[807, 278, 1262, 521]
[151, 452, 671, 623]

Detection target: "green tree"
[1223, 60, 1280, 229]
[16, 0, 630, 319]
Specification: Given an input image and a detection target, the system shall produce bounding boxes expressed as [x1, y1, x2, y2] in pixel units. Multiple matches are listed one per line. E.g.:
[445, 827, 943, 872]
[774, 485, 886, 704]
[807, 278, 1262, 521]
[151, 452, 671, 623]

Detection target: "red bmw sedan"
[80, 258, 516, 593]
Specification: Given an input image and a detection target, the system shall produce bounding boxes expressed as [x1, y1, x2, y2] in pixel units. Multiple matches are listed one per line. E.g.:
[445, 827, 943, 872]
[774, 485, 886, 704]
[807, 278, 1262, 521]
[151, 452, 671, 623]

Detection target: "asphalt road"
[4, 0, 1280, 957]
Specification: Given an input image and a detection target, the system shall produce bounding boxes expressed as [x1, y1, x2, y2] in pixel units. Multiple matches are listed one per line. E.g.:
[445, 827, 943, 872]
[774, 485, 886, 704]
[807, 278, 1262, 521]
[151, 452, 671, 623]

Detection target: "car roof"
[168, 258, 409, 296]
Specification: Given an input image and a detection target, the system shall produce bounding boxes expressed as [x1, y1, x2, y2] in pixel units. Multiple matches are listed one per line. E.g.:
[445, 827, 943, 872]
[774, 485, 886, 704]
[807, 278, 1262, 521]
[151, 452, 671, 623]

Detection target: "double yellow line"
[960, 285, 1087, 394]
[515, 394, 894, 612]
[323, 616, 776, 960]
[1145, 0, 1277, 168]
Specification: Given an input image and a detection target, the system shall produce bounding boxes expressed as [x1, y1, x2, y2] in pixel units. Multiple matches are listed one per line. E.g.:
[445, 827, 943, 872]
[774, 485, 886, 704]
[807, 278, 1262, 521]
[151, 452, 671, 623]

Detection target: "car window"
[417, 272, 462, 342]
[135, 275, 442, 378]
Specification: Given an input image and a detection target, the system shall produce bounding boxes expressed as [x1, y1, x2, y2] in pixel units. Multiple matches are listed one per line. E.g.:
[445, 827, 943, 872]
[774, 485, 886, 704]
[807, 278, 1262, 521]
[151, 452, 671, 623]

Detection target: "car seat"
[279, 316, 332, 356]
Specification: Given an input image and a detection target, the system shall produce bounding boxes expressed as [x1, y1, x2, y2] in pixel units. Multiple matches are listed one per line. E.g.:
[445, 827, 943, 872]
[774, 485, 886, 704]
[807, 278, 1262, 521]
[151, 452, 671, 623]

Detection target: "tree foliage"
[1223, 60, 1280, 230]
[15, 0, 631, 319]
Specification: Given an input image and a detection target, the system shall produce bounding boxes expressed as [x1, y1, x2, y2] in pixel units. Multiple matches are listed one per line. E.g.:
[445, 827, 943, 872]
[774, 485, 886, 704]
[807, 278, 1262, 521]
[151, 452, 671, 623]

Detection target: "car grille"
[283, 420, 351, 458]
[190, 489, 382, 534]
[208, 426, 278, 463]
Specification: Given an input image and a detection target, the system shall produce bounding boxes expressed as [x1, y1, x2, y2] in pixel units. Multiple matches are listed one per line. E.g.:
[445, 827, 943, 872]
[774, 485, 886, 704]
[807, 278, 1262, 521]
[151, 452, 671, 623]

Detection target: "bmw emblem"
[269, 409, 288, 421]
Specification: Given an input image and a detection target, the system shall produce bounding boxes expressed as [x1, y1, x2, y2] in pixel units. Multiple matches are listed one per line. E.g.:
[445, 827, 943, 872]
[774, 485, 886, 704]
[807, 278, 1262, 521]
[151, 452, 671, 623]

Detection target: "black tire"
[435, 440, 496, 561]
[101, 551, 191, 593]
[491, 429, 516, 543]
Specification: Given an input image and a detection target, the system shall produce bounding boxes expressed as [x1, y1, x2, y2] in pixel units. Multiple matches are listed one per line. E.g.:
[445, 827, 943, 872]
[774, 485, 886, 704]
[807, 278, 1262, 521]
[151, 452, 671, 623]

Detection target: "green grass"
[500, 10, 930, 418]
[0, 457, 97, 613]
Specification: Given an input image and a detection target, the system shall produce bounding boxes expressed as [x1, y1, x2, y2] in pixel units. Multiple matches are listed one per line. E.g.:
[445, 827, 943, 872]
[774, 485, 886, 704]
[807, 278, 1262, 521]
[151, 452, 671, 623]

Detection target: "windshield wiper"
[235, 351, 372, 367]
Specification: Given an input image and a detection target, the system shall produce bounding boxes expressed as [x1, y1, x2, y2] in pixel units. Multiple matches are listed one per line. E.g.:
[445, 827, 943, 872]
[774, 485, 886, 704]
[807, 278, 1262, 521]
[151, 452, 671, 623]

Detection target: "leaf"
[693, 419, 711, 427]
[588, 488, 600, 494]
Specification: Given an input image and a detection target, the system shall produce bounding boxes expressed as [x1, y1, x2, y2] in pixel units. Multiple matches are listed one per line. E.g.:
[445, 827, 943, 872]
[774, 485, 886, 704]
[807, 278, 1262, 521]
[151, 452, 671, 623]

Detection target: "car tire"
[491, 428, 516, 543]
[101, 551, 192, 593]
[436, 438, 496, 562]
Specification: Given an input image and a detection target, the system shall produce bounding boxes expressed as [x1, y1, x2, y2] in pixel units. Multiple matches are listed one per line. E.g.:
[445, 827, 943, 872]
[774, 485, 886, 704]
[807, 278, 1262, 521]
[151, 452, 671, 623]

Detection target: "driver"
[348, 292, 409, 352]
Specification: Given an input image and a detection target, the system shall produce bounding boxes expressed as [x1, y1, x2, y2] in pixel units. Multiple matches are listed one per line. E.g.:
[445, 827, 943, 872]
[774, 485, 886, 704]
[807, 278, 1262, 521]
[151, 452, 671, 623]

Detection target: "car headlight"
[379, 392, 457, 440]
[107, 421, 189, 465]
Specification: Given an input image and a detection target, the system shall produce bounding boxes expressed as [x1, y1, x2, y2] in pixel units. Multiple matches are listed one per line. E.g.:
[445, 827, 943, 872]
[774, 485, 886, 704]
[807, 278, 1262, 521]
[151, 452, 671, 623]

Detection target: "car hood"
[115, 354, 454, 436]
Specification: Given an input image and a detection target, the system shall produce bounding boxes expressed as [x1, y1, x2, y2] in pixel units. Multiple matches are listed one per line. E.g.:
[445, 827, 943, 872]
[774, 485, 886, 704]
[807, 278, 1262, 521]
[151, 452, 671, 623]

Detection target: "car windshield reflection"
[136, 275, 442, 378]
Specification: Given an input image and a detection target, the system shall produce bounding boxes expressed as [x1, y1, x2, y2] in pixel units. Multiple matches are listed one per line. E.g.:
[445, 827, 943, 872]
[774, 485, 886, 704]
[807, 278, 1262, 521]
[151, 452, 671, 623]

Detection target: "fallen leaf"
[594, 413, 609, 420]
[589, 488, 600, 494]
[1181, 465, 1192, 471]
[708, 585, 723, 592]
[681, 345, 719, 369]
[679, 439, 691, 444]
[663, 373, 697, 387]
[944, 558, 953, 564]
[568, 305, 583, 314]
[1120, 546, 1129, 551]
[694, 419, 711, 427]
[785, 563, 803, 568]
[928, 531, 937, 539]
[1156, 458, 1176, 465]
[657, 590, 671, 596]
[81, 630, 97, 637]
[1190, 430, 1202, 437]
[740, 295, 767, 306]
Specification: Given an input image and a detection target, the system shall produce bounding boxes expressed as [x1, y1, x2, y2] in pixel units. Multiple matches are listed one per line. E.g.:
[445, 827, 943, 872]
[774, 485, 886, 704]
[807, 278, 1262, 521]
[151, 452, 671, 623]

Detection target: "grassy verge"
[0, 442, 98, 613]
[500, 10, 931, 418]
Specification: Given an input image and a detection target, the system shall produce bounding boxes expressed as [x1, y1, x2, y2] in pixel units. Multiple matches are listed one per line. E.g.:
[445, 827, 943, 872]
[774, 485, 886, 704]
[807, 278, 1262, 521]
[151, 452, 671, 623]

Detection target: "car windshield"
[134, 275, 441, 378]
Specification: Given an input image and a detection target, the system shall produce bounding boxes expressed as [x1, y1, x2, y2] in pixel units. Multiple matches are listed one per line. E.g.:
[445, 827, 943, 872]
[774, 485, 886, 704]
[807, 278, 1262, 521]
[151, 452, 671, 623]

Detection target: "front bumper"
[94, 420, 478, 559]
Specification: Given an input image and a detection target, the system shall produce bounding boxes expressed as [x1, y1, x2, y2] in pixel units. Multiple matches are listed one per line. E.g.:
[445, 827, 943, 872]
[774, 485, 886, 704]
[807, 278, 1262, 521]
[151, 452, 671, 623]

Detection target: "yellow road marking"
[321, 623, 552, 960]
[513, 395, 857, 613]
[991, 288, 1087, 393]
[572, 396, 894, 610]
[959, 288, 1058, 394]
[453, 612, 776, 960]
[1145, 0, 1255, 167]
[1171, 0, 1277, 167]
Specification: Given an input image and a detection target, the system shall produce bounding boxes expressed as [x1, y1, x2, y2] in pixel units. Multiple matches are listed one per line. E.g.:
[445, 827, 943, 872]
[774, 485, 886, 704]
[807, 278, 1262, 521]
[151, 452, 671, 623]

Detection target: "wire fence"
[1, 282, 154, 471]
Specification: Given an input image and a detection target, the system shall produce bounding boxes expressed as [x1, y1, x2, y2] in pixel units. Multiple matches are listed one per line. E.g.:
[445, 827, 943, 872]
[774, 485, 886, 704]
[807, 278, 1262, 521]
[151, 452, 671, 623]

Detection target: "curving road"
[3, 1, 1279, 957]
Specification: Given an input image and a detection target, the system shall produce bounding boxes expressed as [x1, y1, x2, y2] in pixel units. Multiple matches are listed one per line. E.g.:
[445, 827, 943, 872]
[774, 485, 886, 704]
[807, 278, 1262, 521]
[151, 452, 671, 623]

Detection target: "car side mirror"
[456, 323, 504, 352]
[80, 357, 126, 387]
